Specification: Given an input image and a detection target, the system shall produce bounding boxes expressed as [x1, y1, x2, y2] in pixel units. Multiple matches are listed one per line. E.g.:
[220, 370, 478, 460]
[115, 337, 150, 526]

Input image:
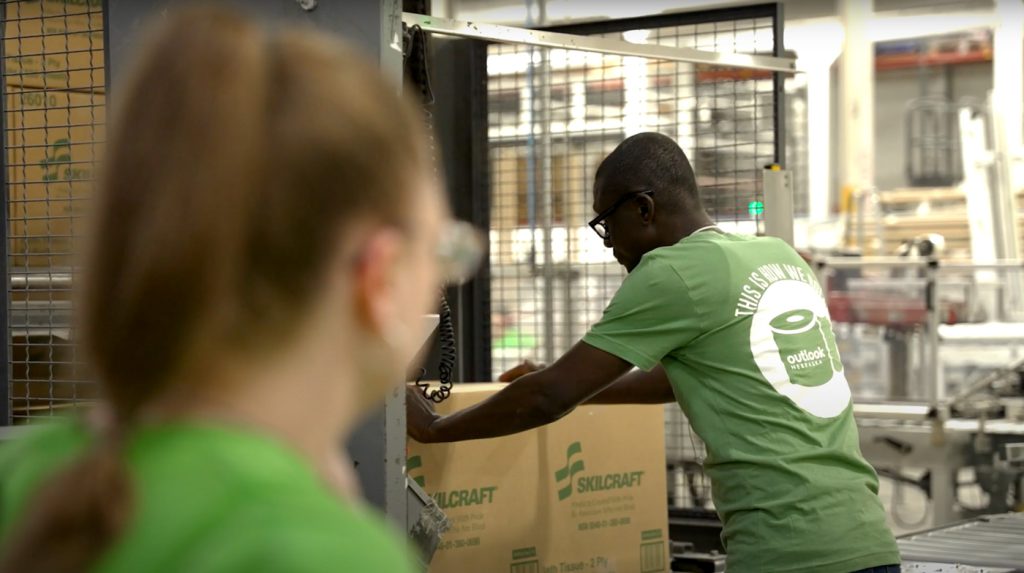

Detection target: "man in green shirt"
[408, 132, 900, 572]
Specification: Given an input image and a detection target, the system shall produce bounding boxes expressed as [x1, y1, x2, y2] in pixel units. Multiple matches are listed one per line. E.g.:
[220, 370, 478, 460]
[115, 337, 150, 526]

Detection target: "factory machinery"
[853, 341, 1024, 523]
[819, 254, 1024, 570]
[814, 76, 1024, 569]
[856, 356, 1024, 569]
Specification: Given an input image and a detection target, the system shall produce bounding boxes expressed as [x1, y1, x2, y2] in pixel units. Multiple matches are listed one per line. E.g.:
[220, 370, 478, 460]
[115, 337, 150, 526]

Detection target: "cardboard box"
[5, 85, 106, 269]
[408, 384, 670, 573]
[4, 0, 106, 93]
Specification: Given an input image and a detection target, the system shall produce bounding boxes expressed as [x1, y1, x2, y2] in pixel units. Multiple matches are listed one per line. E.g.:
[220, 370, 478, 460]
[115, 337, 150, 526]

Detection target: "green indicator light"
[748, 200, 765, 216]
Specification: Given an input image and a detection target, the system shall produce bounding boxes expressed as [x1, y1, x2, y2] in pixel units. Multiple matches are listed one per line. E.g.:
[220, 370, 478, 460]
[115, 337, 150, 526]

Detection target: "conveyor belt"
[899, 513, 1024, 570]
[904, 564, 1016, 573]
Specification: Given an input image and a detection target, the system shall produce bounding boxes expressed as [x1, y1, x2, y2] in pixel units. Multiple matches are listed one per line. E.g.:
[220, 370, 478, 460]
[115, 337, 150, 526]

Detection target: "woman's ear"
[350, 228, 404, 337]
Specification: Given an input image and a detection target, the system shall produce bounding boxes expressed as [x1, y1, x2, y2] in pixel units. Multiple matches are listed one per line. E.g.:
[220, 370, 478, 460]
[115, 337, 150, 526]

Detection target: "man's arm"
[407, 341, 632, 443]
[497, 362, 675, 405]
[584, 365, 674, 404]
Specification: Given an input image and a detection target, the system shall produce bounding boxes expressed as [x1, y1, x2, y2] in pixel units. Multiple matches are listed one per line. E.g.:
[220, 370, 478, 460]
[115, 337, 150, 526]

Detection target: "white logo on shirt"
[735, 263, 851, 418]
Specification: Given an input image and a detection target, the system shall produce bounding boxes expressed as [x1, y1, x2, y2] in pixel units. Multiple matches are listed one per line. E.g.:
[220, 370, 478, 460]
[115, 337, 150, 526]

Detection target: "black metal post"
[428, 37, 492, 381]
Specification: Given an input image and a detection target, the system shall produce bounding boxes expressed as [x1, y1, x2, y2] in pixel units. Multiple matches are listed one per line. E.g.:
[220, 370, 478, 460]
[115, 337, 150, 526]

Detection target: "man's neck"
[660, 215, 716, 246]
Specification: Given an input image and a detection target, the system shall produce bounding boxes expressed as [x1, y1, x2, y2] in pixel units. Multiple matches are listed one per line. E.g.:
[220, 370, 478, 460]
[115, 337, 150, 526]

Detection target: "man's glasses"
[588, 190, 654, 240]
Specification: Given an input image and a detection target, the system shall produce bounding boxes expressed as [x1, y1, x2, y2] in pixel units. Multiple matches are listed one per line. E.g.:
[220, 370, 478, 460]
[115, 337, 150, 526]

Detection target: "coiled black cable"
[415, 292, 455, 403]
[404, 24, 455, 403]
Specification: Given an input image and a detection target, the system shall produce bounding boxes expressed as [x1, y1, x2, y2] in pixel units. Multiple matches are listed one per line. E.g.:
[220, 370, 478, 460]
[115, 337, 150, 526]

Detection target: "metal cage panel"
[2, 0, 106, 424]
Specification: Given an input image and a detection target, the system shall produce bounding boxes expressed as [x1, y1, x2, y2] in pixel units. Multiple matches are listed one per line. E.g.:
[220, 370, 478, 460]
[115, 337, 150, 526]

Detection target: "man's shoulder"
[641, 232, 750, 268]
[660, 233, 798, 263]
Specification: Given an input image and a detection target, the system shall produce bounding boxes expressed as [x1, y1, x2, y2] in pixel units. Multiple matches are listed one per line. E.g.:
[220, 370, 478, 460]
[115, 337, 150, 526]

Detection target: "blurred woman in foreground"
[0, 6, 461, 572]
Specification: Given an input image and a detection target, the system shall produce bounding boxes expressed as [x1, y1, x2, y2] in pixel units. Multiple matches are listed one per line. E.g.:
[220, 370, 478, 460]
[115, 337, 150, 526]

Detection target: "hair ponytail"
[0, 436, 130, 572]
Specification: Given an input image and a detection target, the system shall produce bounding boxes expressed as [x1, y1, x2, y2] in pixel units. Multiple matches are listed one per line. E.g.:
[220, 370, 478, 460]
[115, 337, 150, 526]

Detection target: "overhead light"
[622, 29, 651, 44]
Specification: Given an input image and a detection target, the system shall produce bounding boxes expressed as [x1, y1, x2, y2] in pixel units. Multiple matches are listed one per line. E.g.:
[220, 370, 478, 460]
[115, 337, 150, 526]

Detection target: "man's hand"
[404, 342, 632, 443]
[498, 360, 546, 382]
[406, 385, 440, 443]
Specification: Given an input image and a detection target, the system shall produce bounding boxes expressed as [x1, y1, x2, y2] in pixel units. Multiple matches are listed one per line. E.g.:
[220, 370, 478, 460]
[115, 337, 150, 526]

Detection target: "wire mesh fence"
[3, 0, 105, 424]
[485, 8, 782, 511]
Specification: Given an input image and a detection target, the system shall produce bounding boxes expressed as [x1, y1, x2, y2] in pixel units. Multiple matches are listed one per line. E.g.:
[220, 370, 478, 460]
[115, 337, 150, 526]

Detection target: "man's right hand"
[406, 385, 440, 443]
[400, 342, 632, 442]
[498, 360, 546, 382]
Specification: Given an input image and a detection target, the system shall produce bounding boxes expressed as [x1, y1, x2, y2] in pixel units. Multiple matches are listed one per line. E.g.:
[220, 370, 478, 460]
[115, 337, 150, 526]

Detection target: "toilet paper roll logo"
[769, 309, 835, 387]
[748, 279, 852, 418]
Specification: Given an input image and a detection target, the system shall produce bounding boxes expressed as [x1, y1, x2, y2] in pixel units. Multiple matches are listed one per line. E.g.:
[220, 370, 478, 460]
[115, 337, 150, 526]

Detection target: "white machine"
[818, 255, 1024, 527]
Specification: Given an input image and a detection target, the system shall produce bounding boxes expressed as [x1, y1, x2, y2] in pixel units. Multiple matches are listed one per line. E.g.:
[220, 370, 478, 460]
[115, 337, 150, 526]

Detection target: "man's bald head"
[590, 133, 711, 272]
[593, 132, 701, 213]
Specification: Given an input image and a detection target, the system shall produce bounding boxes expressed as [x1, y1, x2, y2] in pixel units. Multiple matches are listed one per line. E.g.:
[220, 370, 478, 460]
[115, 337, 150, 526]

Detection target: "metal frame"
[102, 0, 112, 95]
[772, 2, 786, 166]
[538, 3, 781, 43]
[0, 5, 8, 426]
[818, 257, 1024, 270]
[921, 259, 942, 403]
[402, 12, 796, 73]
[544, 1, 789, 234]
[763, 166, 794, 244]
[377, 0, 408, 533]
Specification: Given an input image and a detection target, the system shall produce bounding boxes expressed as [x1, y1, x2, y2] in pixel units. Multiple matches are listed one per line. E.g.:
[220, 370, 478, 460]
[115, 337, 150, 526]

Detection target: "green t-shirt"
[584, 231, 899, 573]
[0, 421, 417, 573]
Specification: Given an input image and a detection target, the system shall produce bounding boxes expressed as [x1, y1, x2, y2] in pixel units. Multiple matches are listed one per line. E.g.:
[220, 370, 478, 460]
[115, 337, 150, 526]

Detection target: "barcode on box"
[640, 541, 666, 573]
[509, 560, 540, 573]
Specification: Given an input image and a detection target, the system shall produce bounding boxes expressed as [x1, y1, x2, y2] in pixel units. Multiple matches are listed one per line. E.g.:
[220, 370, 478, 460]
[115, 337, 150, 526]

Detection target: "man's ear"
[637, 194, 655, 224]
